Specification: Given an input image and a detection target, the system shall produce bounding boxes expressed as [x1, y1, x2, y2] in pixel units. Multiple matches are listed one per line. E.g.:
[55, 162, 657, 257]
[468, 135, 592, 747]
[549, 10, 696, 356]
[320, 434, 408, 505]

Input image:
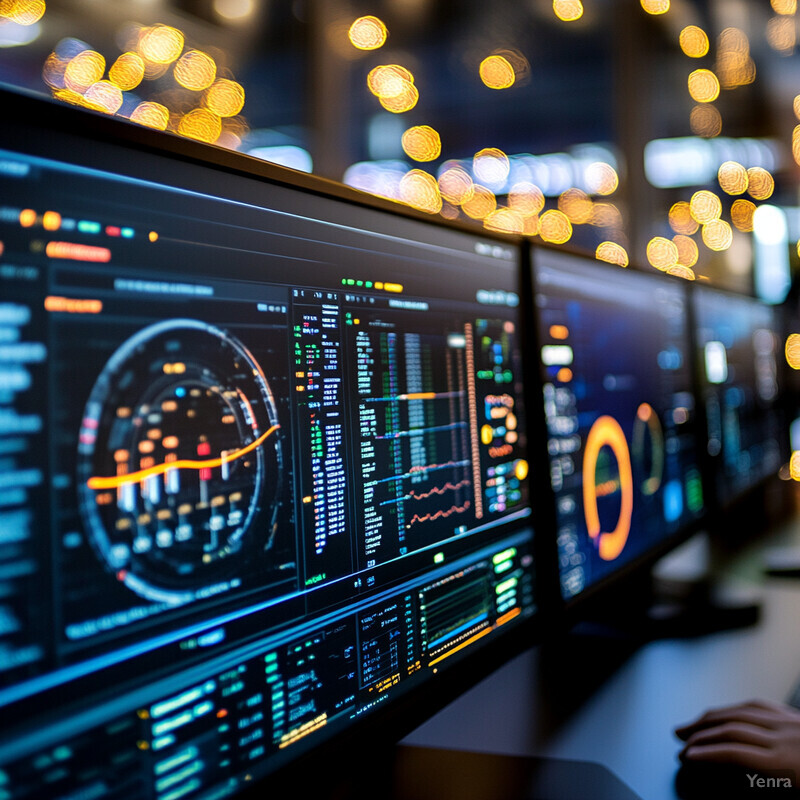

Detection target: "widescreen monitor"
[692, 285, 782, 508]
[0, 90, 536, 798]
[532, 248, 704, 601]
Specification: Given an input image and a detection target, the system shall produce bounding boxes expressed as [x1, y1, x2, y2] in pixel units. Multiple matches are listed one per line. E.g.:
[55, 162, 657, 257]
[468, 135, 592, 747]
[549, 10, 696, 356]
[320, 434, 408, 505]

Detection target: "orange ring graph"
[582, 415, 633, 561]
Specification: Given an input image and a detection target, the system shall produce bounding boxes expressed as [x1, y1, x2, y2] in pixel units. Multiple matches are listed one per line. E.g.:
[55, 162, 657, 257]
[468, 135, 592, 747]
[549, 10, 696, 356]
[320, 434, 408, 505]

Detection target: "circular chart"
[77, 319, 283, 605]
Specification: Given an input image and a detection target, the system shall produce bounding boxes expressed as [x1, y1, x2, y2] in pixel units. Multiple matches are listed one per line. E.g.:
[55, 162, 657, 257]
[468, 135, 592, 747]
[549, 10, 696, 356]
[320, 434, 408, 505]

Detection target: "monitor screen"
[533, 249, 704, 601]
[692, 286, 782, 506]
[0, 94, 536, 798]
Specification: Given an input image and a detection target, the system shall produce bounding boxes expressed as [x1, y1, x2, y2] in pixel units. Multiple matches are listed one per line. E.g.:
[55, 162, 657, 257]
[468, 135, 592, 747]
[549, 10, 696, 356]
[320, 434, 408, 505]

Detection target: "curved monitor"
[532, 248, 704, 602]
[692, 285, 782, 508]
[0, 90, 537, 798]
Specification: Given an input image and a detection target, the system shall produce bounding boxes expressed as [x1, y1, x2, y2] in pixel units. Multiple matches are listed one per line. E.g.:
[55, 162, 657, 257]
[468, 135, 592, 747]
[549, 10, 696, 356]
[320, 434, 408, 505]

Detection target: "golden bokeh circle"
[672, 235, 699, 267]
[596, 242, 629, 267]
[746, 167, 774, 201]
[204, 79, 245, 117]
[690, 104, 722, 137]
[701, 219, 733, 251]
[508, 182, 545, 216]
[178, 108, 222, 143]
[399, 169, 442, 214]
[479, 55, 515, 89]
[348, 16, 388, 50]
[717, 161, 749, 195]
[679, 25, 709, 57]
[401, 126, 442, 162]
[438, 166, 474, 205]
[461, 185, 497, 219]
[647, 237, 679, 270]
[109, 52, 145, 92]
[690, 190, 722, 224]
[688, 69, 720, 103]
[539, 210, 573, 244]
[669, 201, 699, 235]
[553, 0, 584, 22]
[731, 199, 756, 232]
[174, 50, 217, 91]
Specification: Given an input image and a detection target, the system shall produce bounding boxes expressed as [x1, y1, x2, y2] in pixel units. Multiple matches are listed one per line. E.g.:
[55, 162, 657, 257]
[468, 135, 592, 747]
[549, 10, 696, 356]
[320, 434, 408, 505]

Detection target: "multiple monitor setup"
[0, 88, 787, 798]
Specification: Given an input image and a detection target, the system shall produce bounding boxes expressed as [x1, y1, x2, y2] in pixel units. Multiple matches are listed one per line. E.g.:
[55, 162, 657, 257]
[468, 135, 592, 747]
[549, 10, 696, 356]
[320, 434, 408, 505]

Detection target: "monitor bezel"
[0, 86, 549, 791]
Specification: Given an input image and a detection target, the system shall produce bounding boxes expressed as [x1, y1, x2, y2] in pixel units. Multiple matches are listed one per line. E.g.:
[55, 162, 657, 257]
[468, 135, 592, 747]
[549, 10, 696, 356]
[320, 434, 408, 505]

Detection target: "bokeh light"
[1, 0, 46, 25]
[731, 199, 756, 232]
[438, 165, 474, 205]
[647, 237, 679, 270]
[669, 201, 699, 235]
[129, 101, 170, 130]
[473, 148, 510, 186]
[508, 182, 545, 216]
[793, 125, 800, 165]
[717, 161, 749, 195]
[553, 0, 583, 22]
[679, 26, 709, 58]
[401, 125, 441, 162]
[484, 208, 524, 234]
[794, 96, 800, 120]
[174, 50, 217, 91]
[539, 210, 573, 244]
[64, 49, 105, 93]
[673, 235, 698, 267]
[461, 185, 497, 219]
[368, 64, 413, 97]
[746, 167, 774, 200]
[590, 202, 623, 228]
[641, 0, 670, 14]
[688, 69, 720, 103]
[786, 333, 800, 370]
[772, 0, 797, 14]
[596, 242, 629, 267]
[767, 16, 795, 53]
[522, 215, 540, 236]
[83, 81, 124, 114]
[380, 84, 419, 113]
[204, 79, 245, 117]
[178, 108, 222, 143]
[348, 15, 388, 50]
[667, 265, 696, 281]
[214, 0, 255, 20]
[399, 169, 442, 214]
[558, 188, 593, 224]
[701, 219, 733, 251]
[690, 190, 722, 224]
[584, 162, 619, 195]
[716, 28, 756, 89]
[690, 104, 722, 137]
[138, 25, 184, 65]
[109, 52, 145, 92]
[479, 55, 515, 90]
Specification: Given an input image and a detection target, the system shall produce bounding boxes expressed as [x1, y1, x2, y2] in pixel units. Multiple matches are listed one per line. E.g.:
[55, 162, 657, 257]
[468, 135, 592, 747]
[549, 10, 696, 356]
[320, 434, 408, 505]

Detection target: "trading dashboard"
[692, 286, 782, 507]
[533, 249, 704, 600]
[0, 102, 535, 799]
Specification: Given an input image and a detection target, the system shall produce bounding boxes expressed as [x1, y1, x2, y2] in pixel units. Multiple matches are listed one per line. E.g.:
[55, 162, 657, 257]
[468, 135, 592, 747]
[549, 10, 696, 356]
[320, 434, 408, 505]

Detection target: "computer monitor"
[691, 285, 782, 508]
[531, 247, 704, 602]
[0, 89, 537, 797]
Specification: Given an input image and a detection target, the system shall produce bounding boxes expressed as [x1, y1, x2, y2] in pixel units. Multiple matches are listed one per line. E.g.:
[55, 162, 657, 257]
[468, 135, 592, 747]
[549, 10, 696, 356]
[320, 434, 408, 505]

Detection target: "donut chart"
[582, 414, 633, 562]
[77, 319, 282, 605]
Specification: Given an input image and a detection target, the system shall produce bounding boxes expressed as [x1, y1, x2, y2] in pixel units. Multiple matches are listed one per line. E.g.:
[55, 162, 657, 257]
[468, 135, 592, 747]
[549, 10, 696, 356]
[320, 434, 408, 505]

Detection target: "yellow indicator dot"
[539, 210, 573, 244]
[558, 188, 593, 224]
[690, 190, 722, 224]
[484, 208, 524, 234]
[348, 15, 388, 50]
[680, 25, 709, 57]
[148, 230, 159, 242]
[399, 170, 442, 214]
[138, 25, 185, 65]
[479, 55, 515, 89]
[19, 209, 36, 228]
[746, 167, 774, 201]
[595, 241, 629, 267]
[162, 436, 179, 449]
[374, 282, 384, 290]
[137, 709, 150, 719]
[673, 235, 698, 267]
[174, 50, 217, 91]
[557, 367, 573, 382]
[204, 79, 245, 117]
[138, 440, 155, 454]
[508, 182, 545, 216]
[131, 102, 170, 131]
[641, 0, 669, 13]
[157, 509, 172, 520]
[550, 324, 569, 340]
[515, 459, 529, 481]
[303, 495, 313, 504]
[786, 333, 800, 369]
[178, 108, 222, 144]
[438, 166, 474, 205]
[688, 69, 720, 103]
[718, 161, 749, 195]
[669, 201, 698, 235]
[553, 0, 584, 21]
[481, 424, 493, 445]
[383, 283, 403, 293]
[64, 50, 105, 93]
[109, 52, 145, 92]
[702, 219, 733, 251]
[401, 125, 442, 162]
[647, 237, 679, 271]
[731, 199, 756, 232]
[461, 185, 496, 220]
[42, 211, 61, 231]
[178, 504, 193, 515]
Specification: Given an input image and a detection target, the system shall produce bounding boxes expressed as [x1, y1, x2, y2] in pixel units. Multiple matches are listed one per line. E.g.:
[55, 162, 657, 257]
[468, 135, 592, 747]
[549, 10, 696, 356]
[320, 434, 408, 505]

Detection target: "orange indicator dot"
[19, 209, 36, 228]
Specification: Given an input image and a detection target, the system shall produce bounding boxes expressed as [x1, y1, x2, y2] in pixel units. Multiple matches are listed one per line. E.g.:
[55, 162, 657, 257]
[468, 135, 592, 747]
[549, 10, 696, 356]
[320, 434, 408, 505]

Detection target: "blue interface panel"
[692, 286, 782, 506]
[533, 250, 704, 600]
[0, 129, 534, 798]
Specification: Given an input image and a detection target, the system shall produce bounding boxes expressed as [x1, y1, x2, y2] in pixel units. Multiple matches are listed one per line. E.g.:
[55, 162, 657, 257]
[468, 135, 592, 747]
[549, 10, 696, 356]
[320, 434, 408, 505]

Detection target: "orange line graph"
[408, 500, 470, 528]
[86, 424, 280, 490]
[407, 479, 470, 501]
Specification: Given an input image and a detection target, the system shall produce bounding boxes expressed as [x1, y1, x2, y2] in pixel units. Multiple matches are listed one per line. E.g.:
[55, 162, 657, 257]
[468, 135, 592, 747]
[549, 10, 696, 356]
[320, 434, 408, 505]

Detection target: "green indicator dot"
[366, 281, 373, 288]
[342, 278, 347, 285]
[347, 279, 355, 285]
[434, 552, 445, 564]
[356, 280, 363, 286]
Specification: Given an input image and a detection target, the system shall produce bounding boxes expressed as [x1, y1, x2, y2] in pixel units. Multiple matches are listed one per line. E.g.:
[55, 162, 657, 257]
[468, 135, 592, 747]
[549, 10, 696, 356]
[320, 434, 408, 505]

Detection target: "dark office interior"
[2, 1, 800, 798]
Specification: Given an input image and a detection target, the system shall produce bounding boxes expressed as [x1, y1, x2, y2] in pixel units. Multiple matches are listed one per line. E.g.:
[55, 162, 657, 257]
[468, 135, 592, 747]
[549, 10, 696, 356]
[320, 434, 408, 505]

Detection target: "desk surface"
[403, 523, 800, 800]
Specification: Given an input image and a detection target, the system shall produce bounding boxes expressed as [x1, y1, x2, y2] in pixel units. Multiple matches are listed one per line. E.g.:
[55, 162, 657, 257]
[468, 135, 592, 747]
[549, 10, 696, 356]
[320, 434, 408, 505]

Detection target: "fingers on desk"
[675, 700, 788, 739]
[680, 742, 775, 770]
